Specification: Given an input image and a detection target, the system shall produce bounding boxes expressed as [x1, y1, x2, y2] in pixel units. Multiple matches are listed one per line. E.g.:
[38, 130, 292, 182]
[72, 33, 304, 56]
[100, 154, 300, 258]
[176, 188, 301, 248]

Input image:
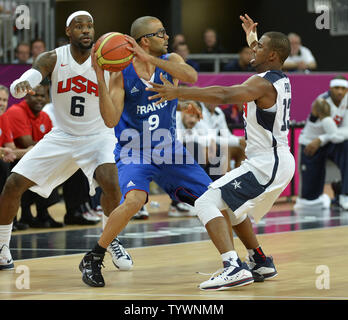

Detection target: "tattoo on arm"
[32, 50, 57, 78]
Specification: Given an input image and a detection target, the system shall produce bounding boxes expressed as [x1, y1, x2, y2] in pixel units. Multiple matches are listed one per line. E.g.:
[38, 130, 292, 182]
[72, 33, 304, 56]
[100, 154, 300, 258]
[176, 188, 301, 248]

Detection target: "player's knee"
[228, 211, 247, 226]
[2, 173, 30, 198]
[124, 191, 147, 214]
[100, 178, 121, 202]
[194, 189, 224, 226]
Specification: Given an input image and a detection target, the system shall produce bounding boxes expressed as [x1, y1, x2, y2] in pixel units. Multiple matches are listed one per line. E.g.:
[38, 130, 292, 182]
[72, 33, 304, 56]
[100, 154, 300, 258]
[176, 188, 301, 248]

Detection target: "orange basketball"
[94, 32, 134, 72]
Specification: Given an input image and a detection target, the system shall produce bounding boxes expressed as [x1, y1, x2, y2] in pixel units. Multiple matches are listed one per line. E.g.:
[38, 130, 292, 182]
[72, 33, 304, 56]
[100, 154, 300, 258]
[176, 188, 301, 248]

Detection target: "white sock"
[221, 250, 239, 267]
[247, 249, 255, 259]
[0, 223, 13, 248]
[102, 214, 108, 229]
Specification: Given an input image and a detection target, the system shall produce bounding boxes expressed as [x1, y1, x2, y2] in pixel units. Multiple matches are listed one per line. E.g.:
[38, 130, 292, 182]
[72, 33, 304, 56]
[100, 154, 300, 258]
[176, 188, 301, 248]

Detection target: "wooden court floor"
[1, 187, 348, 300]
[1, 225, 348, 300]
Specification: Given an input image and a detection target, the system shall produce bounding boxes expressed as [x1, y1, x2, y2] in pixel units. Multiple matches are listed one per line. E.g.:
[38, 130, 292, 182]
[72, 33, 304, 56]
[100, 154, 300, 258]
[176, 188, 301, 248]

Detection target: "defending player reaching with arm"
[147, 14, 295, 291]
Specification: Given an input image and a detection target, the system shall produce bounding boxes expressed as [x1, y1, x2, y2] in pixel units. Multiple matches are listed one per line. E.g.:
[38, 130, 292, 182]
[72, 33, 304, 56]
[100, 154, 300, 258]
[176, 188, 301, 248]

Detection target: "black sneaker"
[247, 256, 278, 280]
[79, 252, 105, 287]
[12, 220, 29, 231]
[29, 216, 64, 228]
[239, 262, 264, 282]
[64, 211, 99, 225]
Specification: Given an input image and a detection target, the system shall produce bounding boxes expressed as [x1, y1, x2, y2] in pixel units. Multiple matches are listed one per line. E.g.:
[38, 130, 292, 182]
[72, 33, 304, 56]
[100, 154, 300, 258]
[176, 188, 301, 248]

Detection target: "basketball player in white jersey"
[295, 76, 348, 211]
[147, 14, 295, 290]
[0, 11, 132, 271]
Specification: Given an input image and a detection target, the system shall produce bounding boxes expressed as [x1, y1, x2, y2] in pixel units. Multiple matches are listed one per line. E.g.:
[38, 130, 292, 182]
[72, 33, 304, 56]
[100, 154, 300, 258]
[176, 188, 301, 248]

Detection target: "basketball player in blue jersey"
[147, 14, 295, 290]
[79, 16, 213, 287]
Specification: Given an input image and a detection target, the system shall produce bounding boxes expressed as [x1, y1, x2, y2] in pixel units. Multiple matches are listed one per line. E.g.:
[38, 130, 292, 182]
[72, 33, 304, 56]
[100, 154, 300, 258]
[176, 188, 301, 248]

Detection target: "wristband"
[10, 69, 43, 99]
[247, 30, 258, 47]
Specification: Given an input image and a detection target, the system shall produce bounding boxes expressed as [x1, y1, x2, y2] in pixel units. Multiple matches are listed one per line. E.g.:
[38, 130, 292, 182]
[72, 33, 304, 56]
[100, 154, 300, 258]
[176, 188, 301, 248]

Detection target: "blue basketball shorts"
[114, 143, 212, 205]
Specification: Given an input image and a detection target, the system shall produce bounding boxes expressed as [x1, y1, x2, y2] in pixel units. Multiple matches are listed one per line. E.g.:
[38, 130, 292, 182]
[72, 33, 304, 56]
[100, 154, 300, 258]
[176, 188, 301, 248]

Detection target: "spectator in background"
[0, 84, 32, 231]
[219, 103, 244, 129]
[283, 33, 317, 72]
[174, 42, 200, 72]
[200, 28, 226, 72]
[294, 76, 348, 212]
[56, 36, 69, 47]
[13, 43, 31, 64]
[27, 39, 46, 64]
[171, 33, 186, 51]
[200, 102, 246, 174]
[223, 46, 254, 72]
[0, 85, 32, 161]
[202, 28, 225, 54]
[5, 85, 63, 229]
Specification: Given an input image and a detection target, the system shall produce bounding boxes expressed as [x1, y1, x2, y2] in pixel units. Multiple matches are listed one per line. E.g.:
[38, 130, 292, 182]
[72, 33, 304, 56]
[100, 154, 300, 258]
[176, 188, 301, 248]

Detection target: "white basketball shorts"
[12, 127, 117, 198]
[202, 148, 295, 223]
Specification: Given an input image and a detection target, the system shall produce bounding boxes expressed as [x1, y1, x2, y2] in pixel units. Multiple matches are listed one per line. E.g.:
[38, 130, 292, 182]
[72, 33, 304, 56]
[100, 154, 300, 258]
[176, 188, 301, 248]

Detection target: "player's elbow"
[183, 69, 198, 84]
[104, 120, 116, 128]
[188, 72, 198, 84]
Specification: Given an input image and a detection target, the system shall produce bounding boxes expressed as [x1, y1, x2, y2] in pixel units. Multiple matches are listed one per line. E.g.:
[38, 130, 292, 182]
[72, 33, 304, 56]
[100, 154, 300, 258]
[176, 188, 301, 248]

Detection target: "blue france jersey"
[114, 54, 178, 150]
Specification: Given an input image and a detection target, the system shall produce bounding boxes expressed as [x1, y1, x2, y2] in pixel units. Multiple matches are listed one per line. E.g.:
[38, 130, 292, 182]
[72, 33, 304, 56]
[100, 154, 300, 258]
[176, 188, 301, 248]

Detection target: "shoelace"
[90, 259, 105, 273]
[109, 238, 126, 258]
[196, 267, 230, 279]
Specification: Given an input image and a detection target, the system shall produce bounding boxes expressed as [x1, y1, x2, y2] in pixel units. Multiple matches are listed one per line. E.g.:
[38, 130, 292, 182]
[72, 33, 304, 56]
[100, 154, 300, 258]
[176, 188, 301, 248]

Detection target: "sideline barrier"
[2, 66, 345, 198]
[196, 72, 348, 122]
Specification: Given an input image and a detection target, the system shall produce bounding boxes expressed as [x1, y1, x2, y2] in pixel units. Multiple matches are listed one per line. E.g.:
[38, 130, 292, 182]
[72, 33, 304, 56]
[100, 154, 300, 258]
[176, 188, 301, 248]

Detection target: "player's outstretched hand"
[240, 14, 258, 35]
[124, 35, 151, 63]
[240, 14, 258, 47]
[146, 73, 177, 105]
[13, 81, 35, 96]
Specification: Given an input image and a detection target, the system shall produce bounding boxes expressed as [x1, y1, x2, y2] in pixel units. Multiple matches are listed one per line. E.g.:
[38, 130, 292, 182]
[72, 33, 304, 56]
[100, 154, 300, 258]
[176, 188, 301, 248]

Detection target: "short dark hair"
[263, 31, 291, 64]
[15, 42, 30, 53]
[0, 85, 9, 95]
[31, 38, 46, 47]
[333, 75, 348, 81]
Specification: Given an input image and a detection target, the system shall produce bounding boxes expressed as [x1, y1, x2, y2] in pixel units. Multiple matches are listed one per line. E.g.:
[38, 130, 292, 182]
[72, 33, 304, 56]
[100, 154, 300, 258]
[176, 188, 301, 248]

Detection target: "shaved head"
[130, 16, 160, 40]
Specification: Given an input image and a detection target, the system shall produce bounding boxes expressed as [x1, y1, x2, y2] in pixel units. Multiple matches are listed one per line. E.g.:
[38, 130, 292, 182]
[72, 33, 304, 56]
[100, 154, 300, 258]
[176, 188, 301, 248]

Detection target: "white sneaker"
[199, 265, 254, 291]
[85, 202, 103, 218]
[168, 202, 196, 217]
[82, 211, 101, 222]
[107, 237, 133, 271]
[94, 205, 104, 218]
[0, 245, 14, 270]
[132, 206, 149, 220]
[339, 195, 348, 210]
[320, 194, 331, 209]
[294, 195, 331, 212]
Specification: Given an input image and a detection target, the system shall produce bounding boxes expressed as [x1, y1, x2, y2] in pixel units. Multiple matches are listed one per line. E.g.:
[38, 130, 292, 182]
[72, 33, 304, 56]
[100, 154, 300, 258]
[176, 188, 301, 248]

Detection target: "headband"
[330, 79, 348, 88]
[66, 11, 93, 27]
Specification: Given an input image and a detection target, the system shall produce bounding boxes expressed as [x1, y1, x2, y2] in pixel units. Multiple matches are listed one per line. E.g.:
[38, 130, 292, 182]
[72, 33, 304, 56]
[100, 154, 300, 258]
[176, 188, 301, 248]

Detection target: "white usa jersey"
[243, 70, 291, 157]
[299, 91, 348, 146]
[50, 45, 112, 136]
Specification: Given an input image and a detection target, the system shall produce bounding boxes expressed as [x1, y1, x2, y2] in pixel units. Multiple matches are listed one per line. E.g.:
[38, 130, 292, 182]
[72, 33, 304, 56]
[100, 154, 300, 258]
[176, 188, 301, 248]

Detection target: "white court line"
[10, 248, 85, 251]
[12, 224, 348, 263]
[0, 290, 347, 300]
